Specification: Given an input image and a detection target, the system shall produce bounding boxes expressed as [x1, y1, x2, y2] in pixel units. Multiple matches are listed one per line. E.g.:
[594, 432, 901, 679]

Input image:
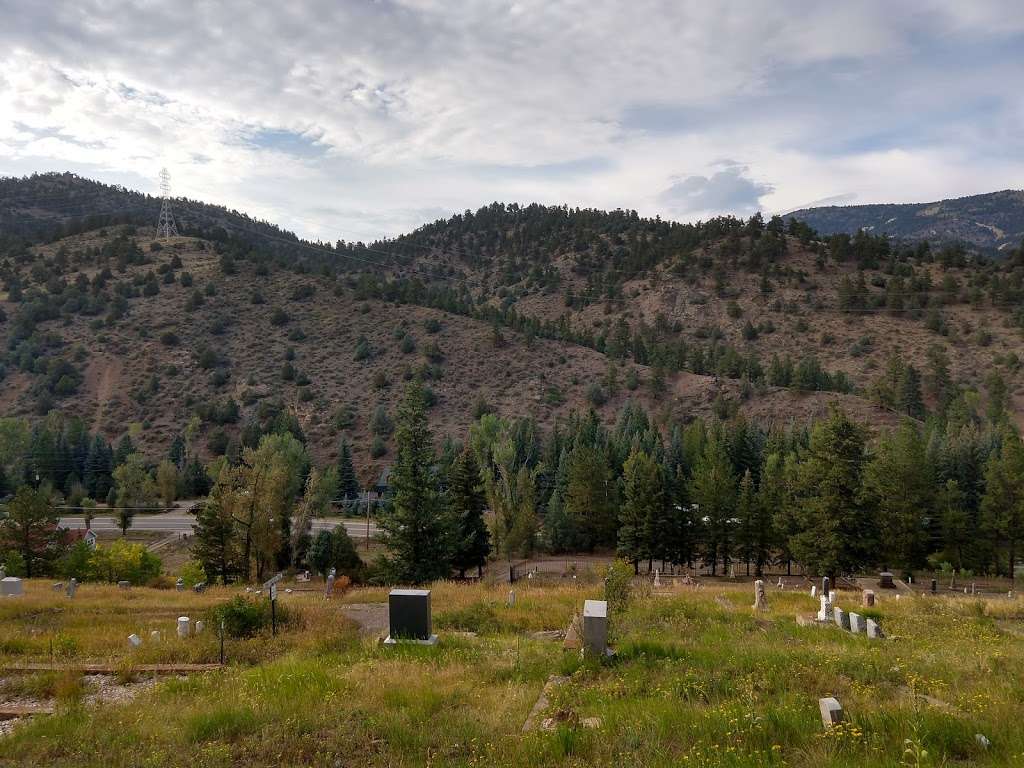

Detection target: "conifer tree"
[980, 431, 1024, 581]
[336, 437, 360, 500]
[379, 382, 452, 584]
[192, 497, 239, 584]
[689, 429, 736, 575]
[618, 447, 663, 572]
[448, 447, 491, 577]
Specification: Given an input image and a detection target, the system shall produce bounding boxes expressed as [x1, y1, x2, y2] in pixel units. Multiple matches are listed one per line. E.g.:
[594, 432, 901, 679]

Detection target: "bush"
[179, 560, 207, 588]
[211, 596, 285, 638]
[604, 559, 634, 616]
[270, 307, 289, 327]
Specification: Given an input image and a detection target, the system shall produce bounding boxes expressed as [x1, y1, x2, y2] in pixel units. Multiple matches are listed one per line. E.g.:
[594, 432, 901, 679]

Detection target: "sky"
[1, 0, 1023, 242]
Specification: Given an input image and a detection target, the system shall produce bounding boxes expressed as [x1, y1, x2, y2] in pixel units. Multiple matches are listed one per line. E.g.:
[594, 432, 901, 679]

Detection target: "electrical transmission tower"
[156, 167, 179, 238]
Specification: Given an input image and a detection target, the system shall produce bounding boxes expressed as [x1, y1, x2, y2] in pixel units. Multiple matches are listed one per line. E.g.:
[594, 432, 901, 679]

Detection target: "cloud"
[0, 1, 1022, 239]
[659, 165, 773, 217]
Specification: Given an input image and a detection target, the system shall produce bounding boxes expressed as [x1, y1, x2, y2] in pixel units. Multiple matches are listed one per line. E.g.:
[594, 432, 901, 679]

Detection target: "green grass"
[1, 579, 1024, 765]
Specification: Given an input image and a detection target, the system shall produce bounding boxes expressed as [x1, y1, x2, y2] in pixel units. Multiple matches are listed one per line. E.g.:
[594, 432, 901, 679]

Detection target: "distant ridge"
[787, 189, 1024, 252]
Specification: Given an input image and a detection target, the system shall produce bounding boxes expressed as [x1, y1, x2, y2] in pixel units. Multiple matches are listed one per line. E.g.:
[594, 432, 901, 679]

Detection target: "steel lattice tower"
[156, 167, 179, 238]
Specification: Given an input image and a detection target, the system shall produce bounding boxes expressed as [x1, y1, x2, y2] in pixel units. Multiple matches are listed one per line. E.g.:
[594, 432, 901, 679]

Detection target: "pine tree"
[898, 364, 926, 419]
[790, 408, 872, 581]
[980, 431, 1024, 581]
[734, 470, 757, 576]
[192, 497, 239, 584]
[563, 443, 617, 551]
[861, 421, 933, 572]
[618, 447, 664, 572]
[448, 447, 491, 577]
[379, 382, 452, 584]
[336, 437, 360, 500]
[689, 430, 736, 575]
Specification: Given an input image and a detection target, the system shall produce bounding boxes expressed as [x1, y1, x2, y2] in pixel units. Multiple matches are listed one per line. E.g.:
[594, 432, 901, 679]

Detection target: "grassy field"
[1, 578, 1024, 766]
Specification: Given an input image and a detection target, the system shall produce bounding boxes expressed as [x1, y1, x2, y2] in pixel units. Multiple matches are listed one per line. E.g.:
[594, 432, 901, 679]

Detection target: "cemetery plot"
[0, 579, 1023, 766]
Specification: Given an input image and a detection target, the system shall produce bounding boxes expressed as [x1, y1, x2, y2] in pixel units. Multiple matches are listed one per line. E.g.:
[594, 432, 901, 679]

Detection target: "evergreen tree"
[790, 408, 872, 581]
[448, 447, 491, 577]
[618, 447, 664, 572]
[898, 364, 926, 419]
[307, 529, 333, 579]
[0, 486, 59, 577]
[563, 443, 617, 550]
[379, 382, 452, 584]
[336, 437, 360, 500]
[980, 431, 1024, 581]
[689, 429, 736, 575]
[192, 497, 239, 584]
[861, 420, 933, 572]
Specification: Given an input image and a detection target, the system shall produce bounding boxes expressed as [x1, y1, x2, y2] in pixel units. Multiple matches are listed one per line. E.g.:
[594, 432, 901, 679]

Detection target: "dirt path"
[341, 603, 388, 638]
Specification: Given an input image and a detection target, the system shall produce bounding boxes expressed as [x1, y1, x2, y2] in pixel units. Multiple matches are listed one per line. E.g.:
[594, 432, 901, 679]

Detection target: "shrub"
[604, 559, 634, 616]
[270, 307, 289, 327]
[212, 596, 272, 638]
[370, 435, 387, 458]
[160, 331, 179, 347]
[179, 560, 207, 588]
[586, 382, 608, 407]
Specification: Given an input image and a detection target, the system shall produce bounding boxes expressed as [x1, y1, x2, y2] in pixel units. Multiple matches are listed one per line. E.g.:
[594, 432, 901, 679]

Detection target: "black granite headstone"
[388, 589, 432, 641]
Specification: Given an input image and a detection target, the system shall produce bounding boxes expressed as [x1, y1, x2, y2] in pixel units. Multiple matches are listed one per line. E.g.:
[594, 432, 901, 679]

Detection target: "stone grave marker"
[819, 697, 844, 728]
[930, 578, 937, 594]
[862, 590, 875, 607]
[128, 633, 142, 648]
[879, 571, 894, 589]
[828, 590, 837, 604]
[834, 607, 851, 631]
[195, 620, 205, 634]
[507, 589, 516, 607]
[384, 588, 437, 645]
[150, 630, 161, 642]
[811, 585, 817, 598]
[817, 595, 833, 623]
[53, 582, 64, 592]
[752, 580, 768, 612]
[1, 577, 23, 597]
[848, 612, 865, 634]
[193, 582, 206, 594]
[866, 618, 884, 639]
[582, 599, 609, 656]
[67, 578, 77, 598]
[176, 578, 184, 592]
[118, 580, 131, 590]
[821, 576, 830, 596]
[177, 616, 191, 638]
[653, 570, 661, 588]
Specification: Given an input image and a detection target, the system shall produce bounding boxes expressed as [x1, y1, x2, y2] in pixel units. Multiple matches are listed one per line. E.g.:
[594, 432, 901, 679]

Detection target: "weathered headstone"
[193, 582, 206, 594]
[834, 607, 851, 631]
[384, 588, 437, 644]
[930, 578, 937, 594]
[176, 578, 185, 592]
[879, 571, 894, 589]
[507, 589, 516, 607]
[752, 580, 768, 612]
[862, 590, 875, 607]
[66, 578, 77, 598]
[118, 580, 131, 590]
[653, 570, 661, 588]
[848, 612, 865, 634]
[1, 577, 24, 597]
[811, 585, 817, 598]
[975, 733, 991, 750]
[582, 599, 609, 656]
[325, 573, 336, 597]
[150, 630, 161, 642]
[821, 576, 830, 596]
[828, 590, 837, 604]
[128, 633, 142, 648]
[817, 595, 833, 623]
[177, 616, 191, 638]
[866, 618, 884, 639]
[195, 620, 205, 634]
[53, 582, 65, 592]
[819, 697, 844, 728]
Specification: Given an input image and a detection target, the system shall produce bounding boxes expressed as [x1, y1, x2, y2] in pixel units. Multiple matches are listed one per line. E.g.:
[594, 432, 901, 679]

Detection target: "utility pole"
[156, 167, 179, 239]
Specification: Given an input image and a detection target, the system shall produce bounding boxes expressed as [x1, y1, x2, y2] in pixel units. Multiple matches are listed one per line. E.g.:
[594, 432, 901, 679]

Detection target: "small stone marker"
[128, 633, 142, 648]
[176, 578, 185, 592]
[118, 580, 131, 590]
[866, 618, 884, 639]
[653, 570, 661, 588]
[150, 630, 161, 642]
[67, 578, 77, 598]
[848, 612, 865, 634]
[828, 590, 836, 604]
[811, 585, 817, 598]
[53, 582, 64, 592]
[834, 607, 851, 631]
[930, 578, 937, 594]
[325, 572, 336, 597]
[975, 733, 991, 750]
[821, 576, 830, 596]
[193, 582, 206, 594]
[752, 580, 768, 612]
[195, 620, 205, 634]
[507, 589, 516, 607]
[582, 599, 609, 656]
[862, 590, 875, 607]
[385, 588, 437, 644]
[879, 571, 894, 589]
[177, 616, 191, 638]
[817, 595, 833, 623]
[1, 577, 23, 597]
[819, 697, 844, 728]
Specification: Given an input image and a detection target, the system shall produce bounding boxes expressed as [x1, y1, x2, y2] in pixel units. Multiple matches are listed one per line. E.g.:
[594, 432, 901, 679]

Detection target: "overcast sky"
[1, 1, 1023, 242]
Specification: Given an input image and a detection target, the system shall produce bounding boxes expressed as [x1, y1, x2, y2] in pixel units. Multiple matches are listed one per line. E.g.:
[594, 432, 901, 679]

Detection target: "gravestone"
[195, 620, 205, 634]
[834, 607, 851, 631]
[128, 633, 142, 648]
[862, 590, 875, 607]
[150, 630, 161, 642]
[118, 580, 131, 590]
[653, 570, 661, 588]
[817, 595, 833, 623]
[193, 582, 206, 594]
[811, 585, 817, 598]
[848, 612, 865, 634]
[879, 572, 894, 589]
[930, 578, 937, 594]
[866, 618, 884, 639]
[67, 578, 77, 598]
[582, 599, 609, 656]
[821, 576, 830, 596]
[177, 616, 191, 638]
[53, 582, 65, 592]
[385, 588, 437, 644]
[176, 578, 184, 592]
[828, 590, 837, 604]
[507, 589, 516, 607]
[325, 572, 336, 597]
[1, 577, 23, 597]
[819, 697, 844, 728]
[0, 566, 5, 579]
[752, 580, 768, 612]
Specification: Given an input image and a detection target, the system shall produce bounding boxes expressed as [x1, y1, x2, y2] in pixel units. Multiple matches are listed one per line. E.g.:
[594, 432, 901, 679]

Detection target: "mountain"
[786, 190, 1024, 252]
[2, 173, 1023, 480]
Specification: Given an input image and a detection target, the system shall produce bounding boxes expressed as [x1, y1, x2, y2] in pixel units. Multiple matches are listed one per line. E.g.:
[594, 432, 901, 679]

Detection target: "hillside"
[787, 189, 1024, 252]
[3, 175, 1024, 480]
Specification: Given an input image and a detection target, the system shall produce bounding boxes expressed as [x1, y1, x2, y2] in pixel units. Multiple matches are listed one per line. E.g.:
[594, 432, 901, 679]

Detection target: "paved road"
[58, 513, 379, 538]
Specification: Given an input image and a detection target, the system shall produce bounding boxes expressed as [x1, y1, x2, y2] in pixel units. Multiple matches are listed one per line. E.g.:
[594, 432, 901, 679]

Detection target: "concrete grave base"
[383, 634, 438, 646]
